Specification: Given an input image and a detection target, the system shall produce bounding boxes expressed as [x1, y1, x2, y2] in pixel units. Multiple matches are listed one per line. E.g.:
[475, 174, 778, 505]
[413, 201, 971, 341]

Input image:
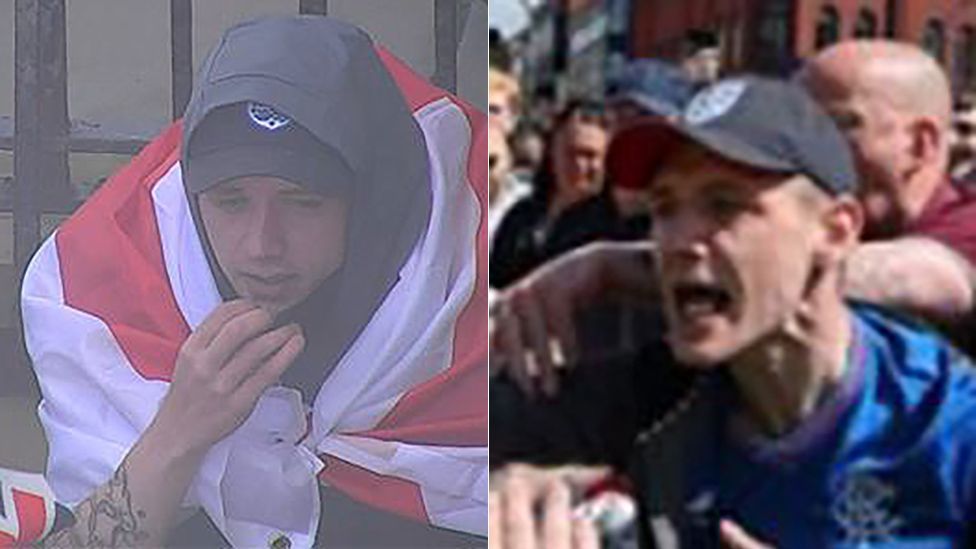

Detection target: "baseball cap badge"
[683, 80, 748, 125]
[247, 102, 292, 130]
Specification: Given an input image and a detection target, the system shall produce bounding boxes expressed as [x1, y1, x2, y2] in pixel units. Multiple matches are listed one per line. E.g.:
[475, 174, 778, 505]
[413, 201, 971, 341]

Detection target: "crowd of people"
[489, 33, 976, 548]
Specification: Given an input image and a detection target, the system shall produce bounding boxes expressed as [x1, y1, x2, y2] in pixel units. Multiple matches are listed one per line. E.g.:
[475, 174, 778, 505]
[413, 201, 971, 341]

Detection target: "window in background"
[815, 5, 842, 50]
[922, 18, 946, 63]
[853, 8, 878, 38]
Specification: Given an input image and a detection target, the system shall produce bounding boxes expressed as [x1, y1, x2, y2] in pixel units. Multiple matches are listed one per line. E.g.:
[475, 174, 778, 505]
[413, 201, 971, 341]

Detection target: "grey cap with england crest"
[180, 15, 427, 201]
[177, 16, 432, 398]
[607, 76, 858, 195]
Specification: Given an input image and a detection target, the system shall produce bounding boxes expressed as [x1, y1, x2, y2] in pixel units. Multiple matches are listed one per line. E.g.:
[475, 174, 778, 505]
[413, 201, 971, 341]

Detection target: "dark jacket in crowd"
[490, 190, 649, 289]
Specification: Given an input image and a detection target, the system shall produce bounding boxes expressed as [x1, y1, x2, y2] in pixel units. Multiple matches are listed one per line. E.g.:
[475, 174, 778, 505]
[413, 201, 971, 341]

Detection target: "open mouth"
[671, 281, 733, 322]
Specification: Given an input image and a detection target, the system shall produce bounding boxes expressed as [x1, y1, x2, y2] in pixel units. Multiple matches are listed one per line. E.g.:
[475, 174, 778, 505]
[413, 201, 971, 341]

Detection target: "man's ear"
[816, 195, 864, 268]
[908, 117, 944, 168]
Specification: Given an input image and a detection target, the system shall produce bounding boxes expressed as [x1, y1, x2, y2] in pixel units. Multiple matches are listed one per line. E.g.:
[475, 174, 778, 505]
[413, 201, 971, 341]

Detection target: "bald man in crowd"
[801, 40, 976, 257]
[491, 40, 976, 399]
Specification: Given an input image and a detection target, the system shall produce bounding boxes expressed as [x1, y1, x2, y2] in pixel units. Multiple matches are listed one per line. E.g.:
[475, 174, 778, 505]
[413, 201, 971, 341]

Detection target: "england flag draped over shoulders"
[21, 42, 487, 548]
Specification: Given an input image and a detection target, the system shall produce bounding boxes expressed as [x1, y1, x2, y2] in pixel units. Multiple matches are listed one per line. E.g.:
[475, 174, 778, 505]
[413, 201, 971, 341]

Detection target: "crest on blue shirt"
[831, 473, 904, 543]
[247, 102, 291, 131]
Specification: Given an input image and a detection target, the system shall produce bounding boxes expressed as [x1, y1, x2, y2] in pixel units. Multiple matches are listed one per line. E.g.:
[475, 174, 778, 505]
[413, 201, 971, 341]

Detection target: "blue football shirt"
[712, 305, 976, 547]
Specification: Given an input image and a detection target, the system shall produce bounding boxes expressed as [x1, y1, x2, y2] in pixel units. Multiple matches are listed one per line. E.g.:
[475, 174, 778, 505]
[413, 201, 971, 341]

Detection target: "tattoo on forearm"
[40, 464, 149, 548]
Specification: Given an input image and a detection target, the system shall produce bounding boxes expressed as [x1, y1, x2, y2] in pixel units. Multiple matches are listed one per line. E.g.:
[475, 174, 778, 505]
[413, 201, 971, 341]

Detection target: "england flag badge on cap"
[248, 102, 292, 130]
[684, 79, 748, 125]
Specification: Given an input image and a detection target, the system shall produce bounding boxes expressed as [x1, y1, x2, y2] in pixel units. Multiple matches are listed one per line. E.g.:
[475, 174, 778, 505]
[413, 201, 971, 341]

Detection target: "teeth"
[672, 282, 731, 322]
[681, 299, 718, 318]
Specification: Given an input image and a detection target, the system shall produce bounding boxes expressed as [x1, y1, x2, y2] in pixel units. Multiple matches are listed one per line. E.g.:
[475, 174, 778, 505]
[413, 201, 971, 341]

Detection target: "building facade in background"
[500, 0, 975, 127]
[508, 0, 621, 102]
[631, 0, 976, 92]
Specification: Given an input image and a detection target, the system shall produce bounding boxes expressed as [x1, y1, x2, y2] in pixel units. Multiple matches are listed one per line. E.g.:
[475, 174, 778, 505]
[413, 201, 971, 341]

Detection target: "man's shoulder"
[854, 302, 964, 362]
[853, 302, 976, 426]
[24, 123, 190, 382]
[51, 122, 183, 277]
[910, 180, 976, 265]
[849, 304, 976, 519]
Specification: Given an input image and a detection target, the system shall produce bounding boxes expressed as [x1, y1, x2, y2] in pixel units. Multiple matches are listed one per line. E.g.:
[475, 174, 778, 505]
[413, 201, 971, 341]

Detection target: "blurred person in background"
[490, 67, 521, 137]
[681, 29, 722, 88]
[490, 27, 513, 73]
[608, 59, 694, 131]
[608, 58, 695, 130]
[490, 119, 529, 250]
[490, 99, 611, 289]
[951, 92, 976, 182]
[489, 119, 513, 207]
[509, 122, 545, 184]
[801, 41, 976, 349]
[802, 41, 976, 254]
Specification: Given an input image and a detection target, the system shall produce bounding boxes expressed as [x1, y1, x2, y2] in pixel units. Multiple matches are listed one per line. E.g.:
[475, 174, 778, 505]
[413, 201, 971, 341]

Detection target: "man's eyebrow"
[700, 179, 748, 193]
[279, 188, 322, 197]
[209, 184, 244, 195]
[826, 108, 862, 126]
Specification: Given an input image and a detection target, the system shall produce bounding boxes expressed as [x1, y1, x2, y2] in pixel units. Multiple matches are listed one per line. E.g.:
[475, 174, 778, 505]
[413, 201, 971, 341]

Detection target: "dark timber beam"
[14, 0, 71, 269]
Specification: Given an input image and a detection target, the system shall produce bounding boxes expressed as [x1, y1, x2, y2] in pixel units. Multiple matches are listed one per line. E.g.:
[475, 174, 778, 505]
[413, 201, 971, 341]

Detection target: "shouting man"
[491, 78, 976, 547]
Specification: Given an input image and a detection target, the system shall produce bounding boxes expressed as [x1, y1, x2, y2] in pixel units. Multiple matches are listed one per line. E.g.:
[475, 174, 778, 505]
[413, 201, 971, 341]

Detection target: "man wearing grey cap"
[23, 16, 487, 548]
[491, 78, 976, 547]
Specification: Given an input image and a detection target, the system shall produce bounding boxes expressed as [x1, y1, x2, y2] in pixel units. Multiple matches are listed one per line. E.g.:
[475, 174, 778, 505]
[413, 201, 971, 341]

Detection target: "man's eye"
[287, 197, 325, 209]
[831, 112, 861, 132]
[214, 197, 247, 212]
[707, 196, 744, 217]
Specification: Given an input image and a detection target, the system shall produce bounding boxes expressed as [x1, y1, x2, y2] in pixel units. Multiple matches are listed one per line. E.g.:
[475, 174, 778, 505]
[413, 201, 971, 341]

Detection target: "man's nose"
[245, 203, 286, 259]
[656, 211, 710, 260]
[577, 156, 599, 180]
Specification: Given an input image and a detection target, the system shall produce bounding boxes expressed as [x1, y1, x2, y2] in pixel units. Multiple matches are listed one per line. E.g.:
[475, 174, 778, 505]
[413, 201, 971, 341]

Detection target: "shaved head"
[798, 40, 952, 239]
[801, 40, 951, 128]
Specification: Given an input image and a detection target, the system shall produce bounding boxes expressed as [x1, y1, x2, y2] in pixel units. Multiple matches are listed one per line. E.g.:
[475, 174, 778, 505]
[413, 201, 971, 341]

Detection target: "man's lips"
[668, 281, 734, 325]
[240, 273, 297, 286]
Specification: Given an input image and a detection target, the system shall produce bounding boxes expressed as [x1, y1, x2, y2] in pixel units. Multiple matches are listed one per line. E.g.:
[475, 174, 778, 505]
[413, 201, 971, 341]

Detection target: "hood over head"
[182, 16, 431, 397]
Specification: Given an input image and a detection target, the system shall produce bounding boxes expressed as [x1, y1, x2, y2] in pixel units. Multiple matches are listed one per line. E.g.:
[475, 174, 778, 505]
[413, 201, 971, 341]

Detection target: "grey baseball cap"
[181, 15, 426, 200]
[607, 76, 858, 195]
[184, 101, 353, 195]
[178, 16, 432, 398]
